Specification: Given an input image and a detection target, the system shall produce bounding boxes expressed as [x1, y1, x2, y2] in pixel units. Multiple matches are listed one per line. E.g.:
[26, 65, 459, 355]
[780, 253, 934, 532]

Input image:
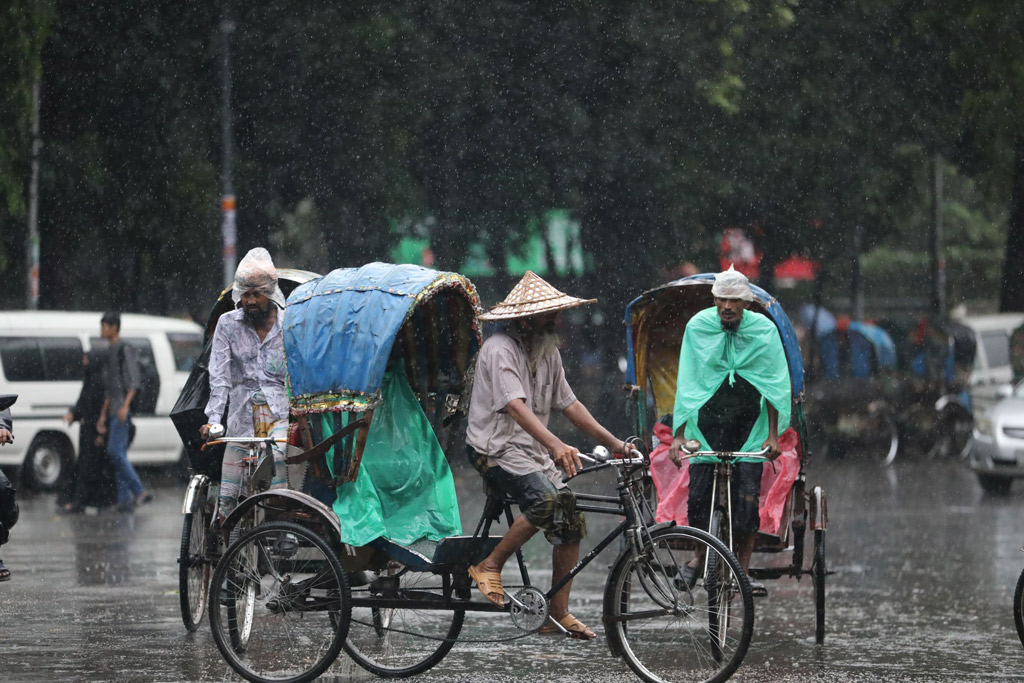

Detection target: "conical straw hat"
[479, 271, 597, 321]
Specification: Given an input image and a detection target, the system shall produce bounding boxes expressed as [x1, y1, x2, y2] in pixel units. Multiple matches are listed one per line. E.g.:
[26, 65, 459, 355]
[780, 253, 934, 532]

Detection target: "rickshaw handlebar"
[564, 446, 646, 482]
[578, 445, 645, 465]
[679, 445, 771, 460]
[201, 436, 287, 451]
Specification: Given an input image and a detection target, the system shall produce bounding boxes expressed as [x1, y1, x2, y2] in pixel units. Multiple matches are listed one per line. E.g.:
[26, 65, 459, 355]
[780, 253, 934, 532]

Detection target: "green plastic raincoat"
[672, 307, 791, 463]
[329, 365, 462, 547]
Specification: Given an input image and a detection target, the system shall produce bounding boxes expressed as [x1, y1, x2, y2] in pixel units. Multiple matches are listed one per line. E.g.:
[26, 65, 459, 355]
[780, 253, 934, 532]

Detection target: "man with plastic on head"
[200, 248, 290, 522]
[465, 271, 632, 640]
[667, 265, 791, 597]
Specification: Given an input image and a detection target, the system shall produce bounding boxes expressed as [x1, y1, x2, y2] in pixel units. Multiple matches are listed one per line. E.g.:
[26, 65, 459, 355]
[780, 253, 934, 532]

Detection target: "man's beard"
[720, 318, 741, 333]
[528, 329, 560, 372]
[243, 302, 272, 326]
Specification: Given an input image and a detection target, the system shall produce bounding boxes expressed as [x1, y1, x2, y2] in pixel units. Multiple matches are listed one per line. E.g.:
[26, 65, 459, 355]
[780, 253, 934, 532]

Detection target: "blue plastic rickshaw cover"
[283, 262, 481, 414]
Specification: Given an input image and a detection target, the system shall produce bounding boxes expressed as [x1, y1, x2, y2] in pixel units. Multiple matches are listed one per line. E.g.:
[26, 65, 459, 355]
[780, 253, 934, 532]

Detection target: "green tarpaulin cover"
[328, 364, 462, 547]
[672, 307, 791, 463]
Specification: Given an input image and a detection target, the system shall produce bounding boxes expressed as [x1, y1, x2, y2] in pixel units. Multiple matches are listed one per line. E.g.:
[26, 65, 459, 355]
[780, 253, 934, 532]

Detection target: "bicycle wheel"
[604, 526, 754, 683]
[179, 506, 211, 632]
[1014, 566, 1024, 648]
[344, 562, 465, 678]
[706, 508, 734, 661]
[812, 528, 826, 644]
[209, 521, 351, 683]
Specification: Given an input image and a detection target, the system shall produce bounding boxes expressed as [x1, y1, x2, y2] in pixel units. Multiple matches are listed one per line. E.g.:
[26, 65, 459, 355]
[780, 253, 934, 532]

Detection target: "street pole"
[851, 223, 864, 321]
[220, 10, 237, 288]
[930, 153, 946, 319]
[26, 79, 41, 310]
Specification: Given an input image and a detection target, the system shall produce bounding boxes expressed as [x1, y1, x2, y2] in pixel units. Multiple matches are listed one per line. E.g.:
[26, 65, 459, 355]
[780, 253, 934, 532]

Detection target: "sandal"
[675, 562, 698, 590]
[539, 613, 597, 640]
[0, 558, 10, 582]
[468, 564, 505, 608]
[749, 579, 768, 598]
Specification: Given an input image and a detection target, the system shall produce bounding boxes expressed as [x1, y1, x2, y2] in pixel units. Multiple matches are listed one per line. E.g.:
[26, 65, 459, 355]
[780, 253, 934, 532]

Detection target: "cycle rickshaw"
[623, 273, 830, 644]
[171, 268, 321, 632]
[200, 262, 756, 683]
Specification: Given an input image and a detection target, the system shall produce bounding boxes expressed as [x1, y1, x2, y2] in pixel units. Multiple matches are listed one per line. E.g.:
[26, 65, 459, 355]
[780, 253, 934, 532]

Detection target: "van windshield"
[981, 331, 1010, 369]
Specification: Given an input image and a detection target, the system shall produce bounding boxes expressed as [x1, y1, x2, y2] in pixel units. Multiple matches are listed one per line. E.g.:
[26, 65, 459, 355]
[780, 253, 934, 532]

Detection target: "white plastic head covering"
[231, 247, 286, 309]
[711, 264, 754, 301]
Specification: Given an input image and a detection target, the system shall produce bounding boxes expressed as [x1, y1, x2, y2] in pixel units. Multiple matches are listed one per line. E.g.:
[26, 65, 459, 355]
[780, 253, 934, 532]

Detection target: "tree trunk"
[1000, 134, 1024, 312]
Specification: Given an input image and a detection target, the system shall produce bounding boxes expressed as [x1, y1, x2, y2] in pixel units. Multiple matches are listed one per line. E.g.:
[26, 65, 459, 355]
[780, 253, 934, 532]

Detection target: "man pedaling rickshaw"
[200, 247, 291, 526]
[666, 265, 791, 597]
[465, 272, 632, 640]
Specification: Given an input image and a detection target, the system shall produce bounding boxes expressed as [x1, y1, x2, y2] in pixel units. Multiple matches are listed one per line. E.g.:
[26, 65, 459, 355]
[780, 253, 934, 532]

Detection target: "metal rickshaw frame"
[623, 273, 830, 644]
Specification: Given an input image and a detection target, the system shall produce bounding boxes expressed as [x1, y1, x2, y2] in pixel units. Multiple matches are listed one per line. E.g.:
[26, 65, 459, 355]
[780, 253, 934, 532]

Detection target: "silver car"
[969, 379, 1024, 494]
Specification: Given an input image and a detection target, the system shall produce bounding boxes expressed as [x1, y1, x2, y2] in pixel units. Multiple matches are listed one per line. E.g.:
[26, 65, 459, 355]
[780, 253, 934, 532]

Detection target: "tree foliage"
[0, 0, 1020, 315]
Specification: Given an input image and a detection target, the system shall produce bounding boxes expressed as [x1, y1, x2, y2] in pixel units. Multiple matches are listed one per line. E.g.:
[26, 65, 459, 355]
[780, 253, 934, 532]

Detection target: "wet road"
[2, 457, 1024, 682]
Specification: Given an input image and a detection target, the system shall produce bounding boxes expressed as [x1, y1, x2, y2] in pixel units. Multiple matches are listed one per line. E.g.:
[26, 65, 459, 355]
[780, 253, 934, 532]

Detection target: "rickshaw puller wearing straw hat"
[465, 271, 631, 640]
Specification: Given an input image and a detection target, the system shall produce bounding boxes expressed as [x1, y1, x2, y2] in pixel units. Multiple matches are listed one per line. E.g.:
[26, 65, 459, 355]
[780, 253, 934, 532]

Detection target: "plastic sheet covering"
[625, 274, 804, 418]
[648, 422, 800, 537]
[672, 307, 792, 462]
[329, 364, 461, 548]
[169, 338, 224, 479]
[284, 263, 481, 414]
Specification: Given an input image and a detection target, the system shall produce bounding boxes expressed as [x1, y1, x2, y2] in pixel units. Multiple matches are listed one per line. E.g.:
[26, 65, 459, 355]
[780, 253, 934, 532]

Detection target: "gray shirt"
[204, 309, 289, 437]
[103, 339, 142, 417]
[465, 328, 577, 488]
[0, 408, 10, 432]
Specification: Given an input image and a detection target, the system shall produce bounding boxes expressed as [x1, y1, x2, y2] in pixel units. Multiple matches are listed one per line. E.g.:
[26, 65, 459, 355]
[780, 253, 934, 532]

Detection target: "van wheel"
[23, 436, 71, 492]
[977, 473, 1012, 495]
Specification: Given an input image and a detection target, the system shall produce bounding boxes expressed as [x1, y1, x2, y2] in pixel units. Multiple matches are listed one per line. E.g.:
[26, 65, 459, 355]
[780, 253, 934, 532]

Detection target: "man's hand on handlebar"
[199, 423, 224, 441]
[552, 442, 583, 478]
[668, 436, 698, 468]
[761, 434, 781, 460]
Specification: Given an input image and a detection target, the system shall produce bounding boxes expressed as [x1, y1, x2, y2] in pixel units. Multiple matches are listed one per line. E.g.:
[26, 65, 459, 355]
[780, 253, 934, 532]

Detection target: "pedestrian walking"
[96, 312, 152, 513]
[61, 349, 117, 513]
[1, 395, 20, 581]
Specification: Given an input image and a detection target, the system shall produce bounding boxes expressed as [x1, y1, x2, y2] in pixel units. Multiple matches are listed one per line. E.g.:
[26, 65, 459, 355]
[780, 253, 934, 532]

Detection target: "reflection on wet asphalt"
[2, 458, 1024, 682]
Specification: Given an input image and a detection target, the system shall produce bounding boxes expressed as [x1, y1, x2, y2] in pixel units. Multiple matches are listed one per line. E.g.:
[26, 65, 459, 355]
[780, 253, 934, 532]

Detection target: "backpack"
[119, 343, 161, 416]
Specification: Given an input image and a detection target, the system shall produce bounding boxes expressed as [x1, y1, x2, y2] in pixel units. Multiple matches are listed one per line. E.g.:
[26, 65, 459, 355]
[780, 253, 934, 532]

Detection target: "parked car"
[0, 311, 202, 491]
[968, 379, 1024, 494]
[959, 313, 1024, 417]
[960, 312, 1024, 493]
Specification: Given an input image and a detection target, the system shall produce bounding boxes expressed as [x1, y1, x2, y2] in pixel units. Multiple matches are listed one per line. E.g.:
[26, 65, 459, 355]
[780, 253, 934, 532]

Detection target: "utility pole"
[26, 79, 41, 309]
[930, 153, 946, 319]
[851, 223, 864, 321]
[220, 8, 237, 288]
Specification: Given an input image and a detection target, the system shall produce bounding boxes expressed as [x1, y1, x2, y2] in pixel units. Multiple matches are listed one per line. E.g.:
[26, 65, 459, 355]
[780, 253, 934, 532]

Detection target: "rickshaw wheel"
[604, 526, 753, 683]
[707, 508, 733, 660]
[343, 563, 464, 678]
[179, 507, 211, 631]
[1013, 566, 1024, 648]
[812, 529, 826, 644]
[209, 521, 351, 683]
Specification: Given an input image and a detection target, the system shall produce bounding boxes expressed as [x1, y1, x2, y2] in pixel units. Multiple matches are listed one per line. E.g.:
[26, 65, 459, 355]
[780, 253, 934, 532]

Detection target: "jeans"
[107, 416, 144, 505]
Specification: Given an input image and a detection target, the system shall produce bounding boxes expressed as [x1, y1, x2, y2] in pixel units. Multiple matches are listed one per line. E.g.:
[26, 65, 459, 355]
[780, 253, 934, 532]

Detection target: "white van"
[0, 311, 203, 491]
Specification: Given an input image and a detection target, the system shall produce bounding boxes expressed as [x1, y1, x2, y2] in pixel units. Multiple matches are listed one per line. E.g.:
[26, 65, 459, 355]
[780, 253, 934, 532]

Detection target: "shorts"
[468, 446, 586, 545]
[688, 461, 761, 535]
